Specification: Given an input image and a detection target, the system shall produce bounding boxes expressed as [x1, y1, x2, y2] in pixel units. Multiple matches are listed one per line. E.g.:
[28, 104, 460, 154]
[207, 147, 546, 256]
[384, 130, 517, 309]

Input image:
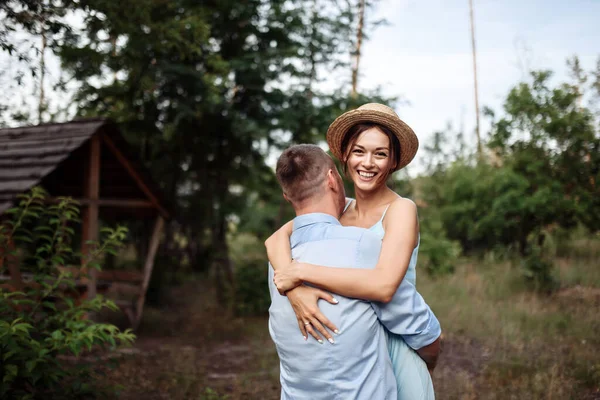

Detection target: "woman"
[266, 103, 436, 398]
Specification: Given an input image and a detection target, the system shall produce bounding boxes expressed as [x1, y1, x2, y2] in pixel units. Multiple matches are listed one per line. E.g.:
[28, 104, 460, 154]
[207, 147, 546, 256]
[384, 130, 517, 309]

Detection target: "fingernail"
[318, 339, 323, 344]
[332, 298, 339, 304]
[303, 336, 307, 341]
[328, 338, 335, 344]
[334, 329, 340, 334]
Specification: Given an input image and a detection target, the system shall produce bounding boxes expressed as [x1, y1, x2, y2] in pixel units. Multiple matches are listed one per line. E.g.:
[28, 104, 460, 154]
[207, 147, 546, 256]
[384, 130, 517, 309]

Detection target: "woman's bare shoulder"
[383, 197, 418, 229]
[388, 196, 417, 213]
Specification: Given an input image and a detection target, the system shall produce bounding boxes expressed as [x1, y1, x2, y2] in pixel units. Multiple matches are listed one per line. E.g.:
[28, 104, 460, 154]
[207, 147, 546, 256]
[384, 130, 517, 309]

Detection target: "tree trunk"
[210, 129, 235, 306]
[351, 0, 366, 98]
[38, 19, 47, 124]
[212, 215, 235, 306]
[468, 0, 482, 158]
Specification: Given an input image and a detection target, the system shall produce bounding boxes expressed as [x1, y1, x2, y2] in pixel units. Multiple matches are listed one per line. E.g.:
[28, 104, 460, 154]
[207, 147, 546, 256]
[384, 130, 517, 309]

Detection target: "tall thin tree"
[38, 14, 46, 124]
[469, 0, 482, 157]
[351, 0, 366, 98]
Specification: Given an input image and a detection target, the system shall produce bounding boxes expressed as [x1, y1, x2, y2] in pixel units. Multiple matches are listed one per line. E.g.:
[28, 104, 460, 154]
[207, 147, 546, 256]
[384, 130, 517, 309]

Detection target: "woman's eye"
[376, 152, 388, 157]
[352, 149, 363, 154]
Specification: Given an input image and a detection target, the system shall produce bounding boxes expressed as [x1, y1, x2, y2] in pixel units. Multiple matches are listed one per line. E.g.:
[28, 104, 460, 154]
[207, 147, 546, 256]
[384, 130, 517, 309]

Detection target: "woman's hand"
[273, 261, 304, 294]
[286, 285, 340, 344]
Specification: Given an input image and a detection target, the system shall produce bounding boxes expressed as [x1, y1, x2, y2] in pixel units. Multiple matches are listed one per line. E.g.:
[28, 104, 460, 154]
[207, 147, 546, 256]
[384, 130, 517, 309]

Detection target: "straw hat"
[326, 103, 419, 171]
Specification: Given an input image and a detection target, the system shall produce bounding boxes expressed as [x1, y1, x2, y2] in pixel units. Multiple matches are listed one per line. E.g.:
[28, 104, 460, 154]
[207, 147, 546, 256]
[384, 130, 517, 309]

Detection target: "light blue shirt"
[268, 213, 441, 400]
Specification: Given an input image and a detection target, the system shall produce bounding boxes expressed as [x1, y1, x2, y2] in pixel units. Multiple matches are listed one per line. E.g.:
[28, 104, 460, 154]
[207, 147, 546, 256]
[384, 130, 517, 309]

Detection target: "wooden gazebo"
[0, 118, 172, 329]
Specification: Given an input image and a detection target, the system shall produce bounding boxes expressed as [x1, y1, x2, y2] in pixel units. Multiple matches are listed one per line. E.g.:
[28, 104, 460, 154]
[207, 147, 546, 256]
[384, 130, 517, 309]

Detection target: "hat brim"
[326, 109, 419, 171]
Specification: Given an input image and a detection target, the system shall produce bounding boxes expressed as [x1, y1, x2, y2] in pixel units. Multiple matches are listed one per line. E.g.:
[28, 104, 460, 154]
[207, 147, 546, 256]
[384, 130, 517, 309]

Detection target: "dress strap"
[380, 196, 401, 222]
[380, 204, 392, 222]
[342, 198, 354, 214]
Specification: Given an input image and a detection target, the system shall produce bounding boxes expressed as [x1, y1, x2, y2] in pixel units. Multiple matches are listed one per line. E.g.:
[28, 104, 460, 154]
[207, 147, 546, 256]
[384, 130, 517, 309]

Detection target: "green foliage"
[417, 60, 600, 291]
[520, 247, 558, 294]
[229, 233, 270, 316]
[418, 215, 461, 276]
[0, 188, 135, 399]
[234, 261, 270, 316]
[422, 161, 526, 252]
[200, 387, 229, 400]
[52, 0, 394, 302]
[422, 62, 599, 251]
[489, 68, 600, 233]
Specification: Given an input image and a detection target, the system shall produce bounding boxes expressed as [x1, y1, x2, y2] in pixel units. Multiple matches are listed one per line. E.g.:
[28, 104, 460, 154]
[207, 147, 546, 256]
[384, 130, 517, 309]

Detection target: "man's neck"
[293, 198, 339, 219]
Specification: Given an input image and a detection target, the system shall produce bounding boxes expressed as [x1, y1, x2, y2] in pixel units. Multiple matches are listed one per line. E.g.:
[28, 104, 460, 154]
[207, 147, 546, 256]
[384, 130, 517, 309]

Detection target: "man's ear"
[283, 193, 290, 203]
[327, 169, 339, 191]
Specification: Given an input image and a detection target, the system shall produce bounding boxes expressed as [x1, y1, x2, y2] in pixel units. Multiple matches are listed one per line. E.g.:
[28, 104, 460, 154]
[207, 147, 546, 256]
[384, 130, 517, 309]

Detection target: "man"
[267, 144, 442, 399]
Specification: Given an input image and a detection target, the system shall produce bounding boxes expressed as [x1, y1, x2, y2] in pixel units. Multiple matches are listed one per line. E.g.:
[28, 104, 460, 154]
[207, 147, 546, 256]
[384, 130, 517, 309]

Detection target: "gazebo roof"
[0, 118, 171, 219]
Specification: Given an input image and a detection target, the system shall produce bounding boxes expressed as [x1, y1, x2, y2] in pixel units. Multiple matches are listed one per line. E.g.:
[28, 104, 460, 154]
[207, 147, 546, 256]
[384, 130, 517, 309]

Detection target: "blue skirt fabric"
[386, 329, 435, 400]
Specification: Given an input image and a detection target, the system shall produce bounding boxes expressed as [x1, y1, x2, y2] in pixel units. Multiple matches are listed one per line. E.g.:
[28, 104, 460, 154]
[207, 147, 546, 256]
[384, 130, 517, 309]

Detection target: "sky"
[357, 0, 600, 169]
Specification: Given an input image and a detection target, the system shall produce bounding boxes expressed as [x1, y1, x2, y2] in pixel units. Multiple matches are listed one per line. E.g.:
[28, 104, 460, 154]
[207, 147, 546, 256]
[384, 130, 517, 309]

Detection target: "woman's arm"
[265, 220, 339, 342]
[266, 196, 352, 271]
[273, 198, 418, 303]
[264, 220, 294, 271]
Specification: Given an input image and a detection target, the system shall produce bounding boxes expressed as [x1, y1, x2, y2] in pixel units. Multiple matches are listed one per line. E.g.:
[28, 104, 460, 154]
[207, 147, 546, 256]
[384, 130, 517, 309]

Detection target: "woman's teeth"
[358, 171, 375, 178]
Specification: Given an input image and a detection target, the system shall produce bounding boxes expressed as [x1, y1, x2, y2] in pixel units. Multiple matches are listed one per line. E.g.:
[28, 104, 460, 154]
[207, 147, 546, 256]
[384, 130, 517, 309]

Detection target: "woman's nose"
[362, 154, 375, 168]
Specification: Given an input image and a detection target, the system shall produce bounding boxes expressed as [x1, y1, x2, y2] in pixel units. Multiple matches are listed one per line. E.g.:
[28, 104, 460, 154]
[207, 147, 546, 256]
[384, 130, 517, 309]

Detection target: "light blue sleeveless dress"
[344, 199, 435, 400]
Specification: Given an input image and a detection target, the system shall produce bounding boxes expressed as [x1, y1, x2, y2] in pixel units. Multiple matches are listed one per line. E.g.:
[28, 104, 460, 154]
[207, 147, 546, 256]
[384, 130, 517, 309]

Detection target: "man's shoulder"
[325, 224, 368, 241]
[321, 225, 368, 242]
[293, 223, 369, 246]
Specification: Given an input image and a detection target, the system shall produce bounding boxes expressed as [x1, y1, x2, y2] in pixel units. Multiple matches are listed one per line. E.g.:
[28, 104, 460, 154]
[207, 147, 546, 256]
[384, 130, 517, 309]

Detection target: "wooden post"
[81, 135, 101, 300]
[1, 239, 23, 291]
[133, 215, 164, 330]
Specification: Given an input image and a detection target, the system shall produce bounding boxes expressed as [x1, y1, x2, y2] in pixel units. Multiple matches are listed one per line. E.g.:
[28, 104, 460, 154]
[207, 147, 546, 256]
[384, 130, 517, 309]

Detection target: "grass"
[95, 238, 600, 400]
[419, 237, 600, 399]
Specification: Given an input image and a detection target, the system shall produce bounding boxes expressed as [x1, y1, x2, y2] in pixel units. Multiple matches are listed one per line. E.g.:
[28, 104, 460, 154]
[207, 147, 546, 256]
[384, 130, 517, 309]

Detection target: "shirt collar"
[293, 213, 341, 231]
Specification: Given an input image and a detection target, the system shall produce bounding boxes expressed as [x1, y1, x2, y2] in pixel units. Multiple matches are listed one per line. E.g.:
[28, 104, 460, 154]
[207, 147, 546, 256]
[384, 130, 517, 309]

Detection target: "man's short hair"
[276, 144, 335, 204]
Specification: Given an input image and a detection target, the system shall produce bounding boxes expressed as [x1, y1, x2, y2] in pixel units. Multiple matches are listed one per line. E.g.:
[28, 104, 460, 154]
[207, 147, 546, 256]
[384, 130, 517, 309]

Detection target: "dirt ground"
[96, 278, 600, 400]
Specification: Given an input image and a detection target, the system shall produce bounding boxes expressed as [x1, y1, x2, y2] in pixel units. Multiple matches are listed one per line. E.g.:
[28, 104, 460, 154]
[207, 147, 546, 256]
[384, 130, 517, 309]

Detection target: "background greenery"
[1, 1, 599, 399]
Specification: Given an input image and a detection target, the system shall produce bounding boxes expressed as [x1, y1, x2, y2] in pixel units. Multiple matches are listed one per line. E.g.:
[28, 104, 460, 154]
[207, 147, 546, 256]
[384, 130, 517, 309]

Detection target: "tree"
[419, 62, 599, 260]
[489, 69, 600, 237]
[0, 1, 73, 125]
[54, 0, 393, 305]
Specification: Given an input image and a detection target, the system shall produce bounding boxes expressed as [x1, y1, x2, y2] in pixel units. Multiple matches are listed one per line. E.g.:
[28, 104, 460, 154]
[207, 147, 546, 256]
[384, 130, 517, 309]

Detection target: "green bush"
[520, 245, 559, 293]
[419, 214, 461, 276]
[0, 188, 135, 399]
[234, 260, 270, 316]
[228, 233, 270, 316]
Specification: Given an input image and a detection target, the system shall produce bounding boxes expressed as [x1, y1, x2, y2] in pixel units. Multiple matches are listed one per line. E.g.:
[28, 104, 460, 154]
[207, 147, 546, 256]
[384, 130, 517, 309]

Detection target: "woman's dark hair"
[340, 123, 401, 178]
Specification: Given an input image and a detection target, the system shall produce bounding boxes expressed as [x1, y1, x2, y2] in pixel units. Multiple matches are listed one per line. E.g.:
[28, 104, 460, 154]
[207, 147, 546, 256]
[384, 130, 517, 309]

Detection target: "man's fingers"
[316, 290, 339, 305]
[314, 312, 339, 335]
[305, 324, 324, 343]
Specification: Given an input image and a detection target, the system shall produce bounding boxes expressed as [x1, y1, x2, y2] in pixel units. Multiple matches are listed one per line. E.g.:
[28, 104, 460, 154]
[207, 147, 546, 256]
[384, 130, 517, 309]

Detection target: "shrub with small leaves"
[0, 188, 135, 400]
[419, 210, 461, 277]
[521, 244, 559, 294]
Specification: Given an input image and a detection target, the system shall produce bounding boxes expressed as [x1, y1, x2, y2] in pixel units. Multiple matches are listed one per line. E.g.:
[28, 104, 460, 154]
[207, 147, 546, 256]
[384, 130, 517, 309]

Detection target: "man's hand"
[286, 285, 339, 344]
[416, 335, 442, 374]
[273, 261, 304, 294]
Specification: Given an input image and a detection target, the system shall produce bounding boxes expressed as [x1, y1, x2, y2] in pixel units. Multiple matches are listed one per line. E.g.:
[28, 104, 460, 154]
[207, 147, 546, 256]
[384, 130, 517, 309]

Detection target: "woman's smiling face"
[345, 127, 394, 192]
